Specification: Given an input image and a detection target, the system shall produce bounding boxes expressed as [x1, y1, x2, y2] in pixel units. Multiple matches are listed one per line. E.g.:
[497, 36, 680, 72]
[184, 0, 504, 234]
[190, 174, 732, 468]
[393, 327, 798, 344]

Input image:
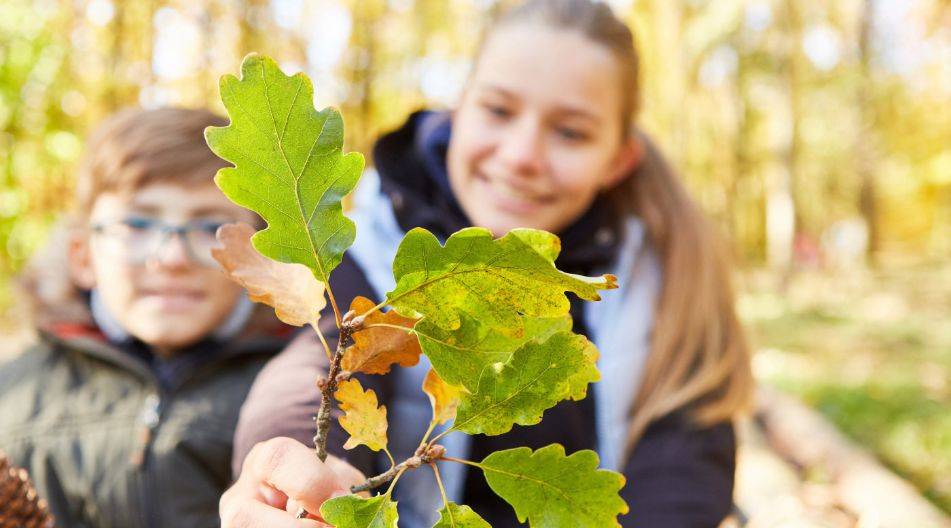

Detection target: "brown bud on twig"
[426, 444, 447, 460]
[348, 315, 366, 331]
[335, 370, 351, 383]
[341, 309, 358, 325]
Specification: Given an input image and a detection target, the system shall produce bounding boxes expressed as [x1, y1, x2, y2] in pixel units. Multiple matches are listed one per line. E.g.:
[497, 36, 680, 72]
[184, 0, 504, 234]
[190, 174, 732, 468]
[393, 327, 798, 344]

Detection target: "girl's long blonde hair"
[491, 0, 754, 456]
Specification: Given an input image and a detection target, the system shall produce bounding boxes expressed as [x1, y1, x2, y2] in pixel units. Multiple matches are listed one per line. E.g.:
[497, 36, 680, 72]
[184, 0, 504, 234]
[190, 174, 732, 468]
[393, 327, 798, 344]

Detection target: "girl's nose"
[498, 116, 545, 176]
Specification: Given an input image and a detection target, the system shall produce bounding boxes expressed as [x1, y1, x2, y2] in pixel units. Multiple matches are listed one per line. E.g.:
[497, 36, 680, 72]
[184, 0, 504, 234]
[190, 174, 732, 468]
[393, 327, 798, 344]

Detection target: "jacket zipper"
[131, 391, 163, 528]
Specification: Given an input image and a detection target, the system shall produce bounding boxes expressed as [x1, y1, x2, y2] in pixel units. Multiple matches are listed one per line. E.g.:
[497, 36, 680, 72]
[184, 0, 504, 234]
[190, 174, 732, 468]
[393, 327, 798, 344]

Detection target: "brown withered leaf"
[335, 378, 388, 452]
[212, 223, 326, 328]
[423, 368, 462, 426]
[341, 296, 421, 375]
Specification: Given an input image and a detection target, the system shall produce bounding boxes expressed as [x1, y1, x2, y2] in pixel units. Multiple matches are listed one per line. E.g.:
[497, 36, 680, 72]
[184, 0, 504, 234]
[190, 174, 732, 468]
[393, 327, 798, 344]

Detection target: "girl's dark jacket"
[233, 111, 737, 527]
[0, 257, 292, 527]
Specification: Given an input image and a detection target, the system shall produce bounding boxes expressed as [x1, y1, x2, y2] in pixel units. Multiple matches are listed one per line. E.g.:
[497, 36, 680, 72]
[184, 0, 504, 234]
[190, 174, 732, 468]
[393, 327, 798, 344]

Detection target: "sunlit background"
[0, 0, 949, 523]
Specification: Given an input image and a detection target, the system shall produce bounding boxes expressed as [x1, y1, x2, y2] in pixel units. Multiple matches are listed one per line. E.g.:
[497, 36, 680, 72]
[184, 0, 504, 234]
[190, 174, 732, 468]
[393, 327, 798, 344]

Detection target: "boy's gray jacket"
[0, 317, 288, 528]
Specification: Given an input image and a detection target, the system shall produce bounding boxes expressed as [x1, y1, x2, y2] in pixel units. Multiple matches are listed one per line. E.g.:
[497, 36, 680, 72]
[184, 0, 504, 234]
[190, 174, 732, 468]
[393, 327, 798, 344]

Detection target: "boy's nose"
[499, 117, 545, 176]
[148, 232, 192, 269]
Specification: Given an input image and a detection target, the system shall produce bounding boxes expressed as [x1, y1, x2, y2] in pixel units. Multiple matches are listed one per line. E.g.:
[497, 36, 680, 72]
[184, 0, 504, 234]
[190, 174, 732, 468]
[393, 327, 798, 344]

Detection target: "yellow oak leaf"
[335, 378, 388, 452]
[212, 223, 326, 328]
[423, 368, 462, 426]
[342, 296, 421, 375]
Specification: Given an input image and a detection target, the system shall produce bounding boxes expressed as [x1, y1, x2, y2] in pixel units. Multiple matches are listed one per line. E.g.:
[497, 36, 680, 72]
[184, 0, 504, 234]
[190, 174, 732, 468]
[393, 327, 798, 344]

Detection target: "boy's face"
[70, 180, 258, 357]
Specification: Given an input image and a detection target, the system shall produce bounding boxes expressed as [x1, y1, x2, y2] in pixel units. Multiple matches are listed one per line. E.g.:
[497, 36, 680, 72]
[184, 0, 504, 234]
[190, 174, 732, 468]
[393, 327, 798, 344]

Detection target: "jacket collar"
[40, 306, 292, 392]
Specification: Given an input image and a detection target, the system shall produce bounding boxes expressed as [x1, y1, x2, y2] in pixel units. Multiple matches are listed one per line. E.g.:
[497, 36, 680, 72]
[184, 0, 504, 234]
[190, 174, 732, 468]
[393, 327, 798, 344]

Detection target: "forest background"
[0, 0, 949, 516]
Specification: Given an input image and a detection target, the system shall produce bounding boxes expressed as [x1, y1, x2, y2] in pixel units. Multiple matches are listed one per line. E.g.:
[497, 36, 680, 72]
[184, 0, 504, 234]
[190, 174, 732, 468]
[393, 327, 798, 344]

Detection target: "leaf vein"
[306, 161, 345, 226]
[278, 76, 303, 142]
[454, 360, 556, 431]
[296, 111, 332, 182]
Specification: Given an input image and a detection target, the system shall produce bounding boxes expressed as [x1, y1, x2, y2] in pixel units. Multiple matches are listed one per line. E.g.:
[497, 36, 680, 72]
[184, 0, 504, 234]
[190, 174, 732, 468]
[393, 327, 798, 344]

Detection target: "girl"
[221, 1, 753, 526]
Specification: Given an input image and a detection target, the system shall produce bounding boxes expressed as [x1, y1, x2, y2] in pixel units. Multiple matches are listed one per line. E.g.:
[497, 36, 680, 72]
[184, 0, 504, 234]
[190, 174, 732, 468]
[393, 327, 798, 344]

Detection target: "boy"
[0, 108, 291, 527]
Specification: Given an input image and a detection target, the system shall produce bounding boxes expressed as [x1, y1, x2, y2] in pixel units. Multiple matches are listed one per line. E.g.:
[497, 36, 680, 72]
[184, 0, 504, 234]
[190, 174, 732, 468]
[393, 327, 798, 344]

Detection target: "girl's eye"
[483, 103, 512, 119]
[556, 127, 588, 142]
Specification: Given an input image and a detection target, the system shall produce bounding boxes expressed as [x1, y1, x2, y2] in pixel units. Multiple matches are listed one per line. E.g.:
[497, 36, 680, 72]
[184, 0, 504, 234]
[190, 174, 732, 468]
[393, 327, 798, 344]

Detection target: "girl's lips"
[476, 173, 553, 215]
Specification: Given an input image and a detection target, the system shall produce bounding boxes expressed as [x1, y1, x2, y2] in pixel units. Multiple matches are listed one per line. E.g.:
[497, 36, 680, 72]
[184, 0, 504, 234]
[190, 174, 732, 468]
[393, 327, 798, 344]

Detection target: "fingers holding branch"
[222, 437, 364, 528]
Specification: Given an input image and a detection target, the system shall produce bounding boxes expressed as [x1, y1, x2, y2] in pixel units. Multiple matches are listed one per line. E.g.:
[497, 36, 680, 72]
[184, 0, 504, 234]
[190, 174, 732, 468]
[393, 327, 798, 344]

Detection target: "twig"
[312, 310, 359, 462]
[296, 311, 360, 520]
[351, 444, 447, 493]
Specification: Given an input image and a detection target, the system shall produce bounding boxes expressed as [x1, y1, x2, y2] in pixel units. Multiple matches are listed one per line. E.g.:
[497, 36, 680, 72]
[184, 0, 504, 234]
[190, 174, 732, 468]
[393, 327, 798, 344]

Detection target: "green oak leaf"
[206, 54, 363, 284]
[433, 502, 491, 528]
[452, 332, 599, 436]
[319, 494, 398, 528]
[387, 227, 617, 336]
[567, 333, 600, 401]
[480, 445, 628, 528]
[415, 314, 572, 391]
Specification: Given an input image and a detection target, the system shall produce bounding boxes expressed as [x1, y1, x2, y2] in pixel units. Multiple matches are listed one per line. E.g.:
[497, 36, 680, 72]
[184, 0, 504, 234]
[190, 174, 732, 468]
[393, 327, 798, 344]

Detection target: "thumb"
[244, 437, 351, 513]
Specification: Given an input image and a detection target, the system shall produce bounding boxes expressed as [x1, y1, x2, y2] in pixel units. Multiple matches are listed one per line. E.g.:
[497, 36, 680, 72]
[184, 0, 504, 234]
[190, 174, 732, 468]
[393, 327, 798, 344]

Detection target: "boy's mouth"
[139, 287, 205, 311]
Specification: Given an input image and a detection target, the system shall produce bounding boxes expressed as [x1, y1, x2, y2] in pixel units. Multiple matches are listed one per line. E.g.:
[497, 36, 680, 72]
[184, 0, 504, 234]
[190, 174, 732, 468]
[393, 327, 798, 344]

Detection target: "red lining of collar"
[46, 323, 108, 342]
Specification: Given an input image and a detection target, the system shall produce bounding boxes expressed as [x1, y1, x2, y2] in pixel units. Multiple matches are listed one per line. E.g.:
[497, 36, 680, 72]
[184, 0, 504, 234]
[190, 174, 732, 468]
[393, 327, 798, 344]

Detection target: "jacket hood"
[16, 220, 93, 330]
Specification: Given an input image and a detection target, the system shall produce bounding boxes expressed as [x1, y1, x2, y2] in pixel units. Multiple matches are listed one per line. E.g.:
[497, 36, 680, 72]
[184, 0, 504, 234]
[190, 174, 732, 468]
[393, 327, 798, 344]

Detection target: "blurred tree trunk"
[238, 0, 269, 60]
[857, 0, 880, 264]
[197, 4, 214, 105]
[341, 0, 384, 155]
[732, 30, 764, 262]
[107, 1, 125, 110]
[125, 0, 156, 100]
[648, 0, 688, 163]
[767, 0, 803, 281]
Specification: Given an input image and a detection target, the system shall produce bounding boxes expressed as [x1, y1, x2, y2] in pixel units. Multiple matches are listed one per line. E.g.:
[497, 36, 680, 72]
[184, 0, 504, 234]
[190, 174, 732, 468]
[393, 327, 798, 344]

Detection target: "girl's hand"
[221, 437, 365, 527]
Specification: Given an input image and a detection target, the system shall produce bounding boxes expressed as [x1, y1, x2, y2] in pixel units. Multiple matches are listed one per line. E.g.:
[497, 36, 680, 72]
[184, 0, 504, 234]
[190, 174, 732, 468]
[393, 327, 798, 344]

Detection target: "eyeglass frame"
[89, 215, 230, 268]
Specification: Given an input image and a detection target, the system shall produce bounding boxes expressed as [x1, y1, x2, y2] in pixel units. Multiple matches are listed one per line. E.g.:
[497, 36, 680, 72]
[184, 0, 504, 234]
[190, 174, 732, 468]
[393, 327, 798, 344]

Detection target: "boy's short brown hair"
[74, 107, 229, 219]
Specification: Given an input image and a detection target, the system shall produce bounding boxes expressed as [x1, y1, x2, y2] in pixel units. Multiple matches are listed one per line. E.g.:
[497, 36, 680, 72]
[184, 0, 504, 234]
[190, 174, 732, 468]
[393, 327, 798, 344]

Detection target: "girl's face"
[448, 24, 637, 237]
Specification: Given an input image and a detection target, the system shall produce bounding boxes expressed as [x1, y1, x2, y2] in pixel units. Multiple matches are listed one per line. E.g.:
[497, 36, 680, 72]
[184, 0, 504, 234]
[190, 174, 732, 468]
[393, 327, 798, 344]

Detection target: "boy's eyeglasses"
[90, 216, 227, 268]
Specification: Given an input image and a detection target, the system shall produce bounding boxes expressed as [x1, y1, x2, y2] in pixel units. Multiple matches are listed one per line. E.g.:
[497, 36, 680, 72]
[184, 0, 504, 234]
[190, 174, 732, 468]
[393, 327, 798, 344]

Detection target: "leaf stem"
[361, 322, 416, 334]
[313, 323, 332, 361]
[428, 429, 451, 448]
[386, 467, 407, 495]
[326, 286, 343, 329]
[383, 447, 396, 469]
[417, 422, 438, 449]
[439, 456, 484, 470]
[431, 463, 450, 511]
[360, 299, 390, 319]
